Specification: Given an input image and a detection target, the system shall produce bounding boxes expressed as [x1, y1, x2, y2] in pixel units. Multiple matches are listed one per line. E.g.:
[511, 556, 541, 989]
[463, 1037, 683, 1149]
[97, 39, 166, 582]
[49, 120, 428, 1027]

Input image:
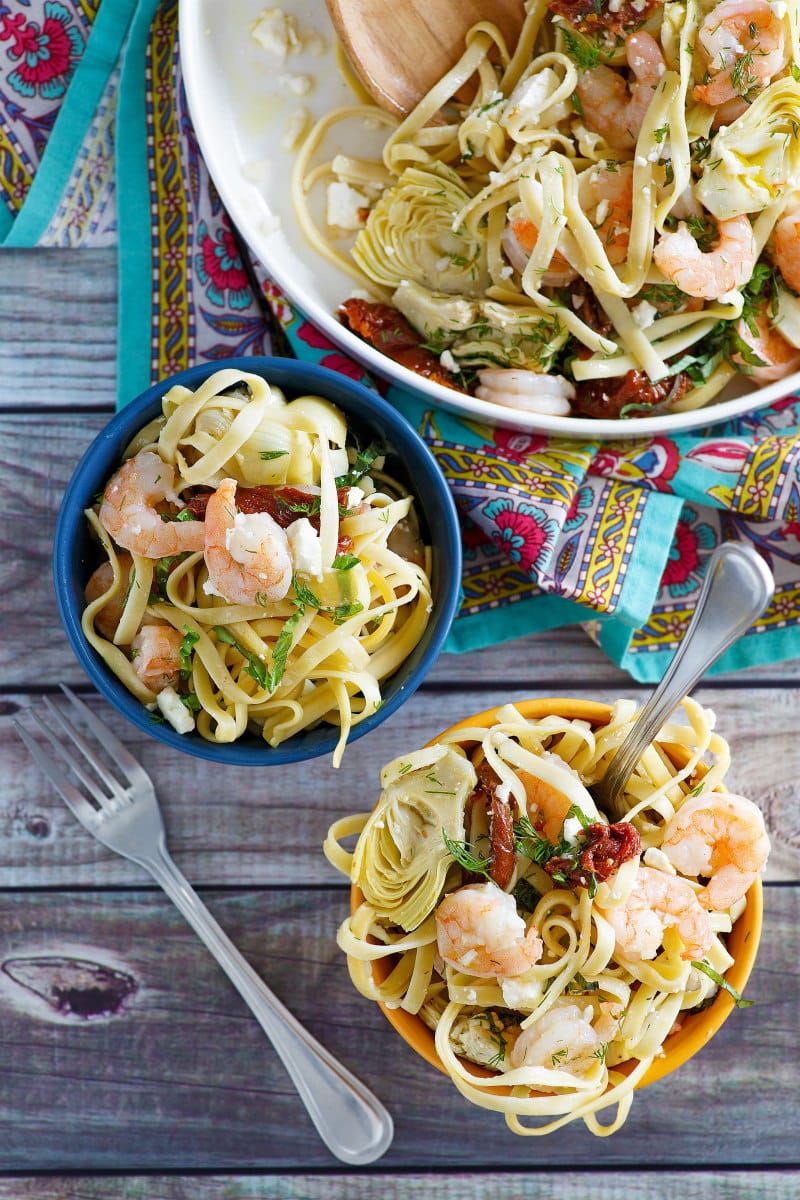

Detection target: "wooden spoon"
[325, 0, 526, 116]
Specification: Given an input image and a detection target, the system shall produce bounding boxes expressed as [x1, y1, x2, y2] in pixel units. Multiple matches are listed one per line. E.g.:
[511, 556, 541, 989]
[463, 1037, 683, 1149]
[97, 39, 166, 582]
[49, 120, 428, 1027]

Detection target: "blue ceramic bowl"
[54, 357, 462, 764]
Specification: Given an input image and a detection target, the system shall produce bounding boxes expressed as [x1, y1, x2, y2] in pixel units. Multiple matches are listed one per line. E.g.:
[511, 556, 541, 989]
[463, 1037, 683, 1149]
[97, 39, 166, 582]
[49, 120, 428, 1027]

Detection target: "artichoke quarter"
[352, 746, 476, 933]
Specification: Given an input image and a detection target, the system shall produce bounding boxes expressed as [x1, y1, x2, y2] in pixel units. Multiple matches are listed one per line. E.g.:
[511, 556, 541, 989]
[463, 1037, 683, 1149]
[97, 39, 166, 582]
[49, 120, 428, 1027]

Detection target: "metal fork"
[13, 686, 393, 1166]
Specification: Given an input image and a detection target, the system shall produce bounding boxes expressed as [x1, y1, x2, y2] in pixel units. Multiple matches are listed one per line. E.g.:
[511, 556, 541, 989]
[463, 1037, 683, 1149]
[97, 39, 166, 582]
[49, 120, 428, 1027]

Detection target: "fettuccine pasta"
[293, 0, 800, 419]
[81, 368, 432, 764]
[325, 698, 769, 1133]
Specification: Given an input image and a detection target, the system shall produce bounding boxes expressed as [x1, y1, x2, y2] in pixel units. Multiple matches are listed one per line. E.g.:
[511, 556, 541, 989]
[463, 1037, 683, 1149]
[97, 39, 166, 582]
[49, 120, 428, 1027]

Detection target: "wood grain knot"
[2, 955, 138, 1019]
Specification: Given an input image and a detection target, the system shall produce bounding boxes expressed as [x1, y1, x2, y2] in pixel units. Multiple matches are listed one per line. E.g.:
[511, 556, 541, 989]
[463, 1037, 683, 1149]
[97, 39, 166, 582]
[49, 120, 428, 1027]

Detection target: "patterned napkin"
[4, 0, 800, 680]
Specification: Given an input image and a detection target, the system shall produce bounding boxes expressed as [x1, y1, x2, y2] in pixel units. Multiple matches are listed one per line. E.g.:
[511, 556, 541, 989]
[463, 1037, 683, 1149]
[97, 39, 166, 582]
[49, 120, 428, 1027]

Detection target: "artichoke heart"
[696, 80, 800, 220]
[352, 746, 476, 932]
[351, 163, 488, 296]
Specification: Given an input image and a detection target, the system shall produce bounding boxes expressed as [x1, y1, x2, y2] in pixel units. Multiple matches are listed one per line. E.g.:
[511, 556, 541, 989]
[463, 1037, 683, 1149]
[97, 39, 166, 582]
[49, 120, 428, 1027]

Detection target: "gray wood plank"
[0, 250, 117, 408]
[0, 887, 795, 1170]
[2, 684, 799, 885]
[0, 1173, 797, 1199]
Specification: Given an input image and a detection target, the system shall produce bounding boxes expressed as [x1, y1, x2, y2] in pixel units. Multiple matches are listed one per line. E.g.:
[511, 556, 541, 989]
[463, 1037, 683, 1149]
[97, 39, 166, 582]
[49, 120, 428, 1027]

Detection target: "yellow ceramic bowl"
[351, 698, 763, 1091]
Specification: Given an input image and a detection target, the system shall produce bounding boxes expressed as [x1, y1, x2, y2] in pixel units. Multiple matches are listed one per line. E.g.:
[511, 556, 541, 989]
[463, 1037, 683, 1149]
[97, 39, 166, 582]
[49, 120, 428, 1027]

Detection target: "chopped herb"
[212, 626, 268, 689]
[332, 553, 361, 571]
[335, 442, 383, 488]
[654, 123, 670, 143]
[397, 762, 414, 774]
[259, 449, 288, 460]
[691, 960, 754, 1007]
[179, 627, 200, 678]
[180, 692, 202, 713]
[512, 876, 541, 913]
[690, 782, 706, 797]
[566, 972, 600, 995]
[551, 1047, 569, 1065]
[442, 830, 493, 878]
[269, 608, 303, 690]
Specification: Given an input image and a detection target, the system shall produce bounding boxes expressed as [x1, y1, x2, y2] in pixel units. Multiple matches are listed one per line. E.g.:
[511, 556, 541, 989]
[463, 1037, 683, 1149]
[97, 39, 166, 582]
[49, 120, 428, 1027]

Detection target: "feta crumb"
[499, 264, 513, 279]
[250, 8, 300, 61]
[326, 181, 370, 231]
[260, 212, 282, 236]
[440, 349, 459, 373]
[347, 486, 366, 508]
[279, 72, 313, 96]
[635, 155, 648, 167]
[595, 198, 610, 225]
[632, 299, 658, 329]
[280, 108, 310, 152]
[242, 158, 272, 190]
[156, 686, 195, 735]
[287, 517, 324, 579]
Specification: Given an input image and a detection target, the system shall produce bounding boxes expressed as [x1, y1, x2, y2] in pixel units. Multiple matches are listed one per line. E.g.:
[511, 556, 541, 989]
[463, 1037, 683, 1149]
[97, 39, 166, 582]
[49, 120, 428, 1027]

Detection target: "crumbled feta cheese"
[304, 31, 328, 56]
[504, 69, 558, 127]
[440, 349, 459, 373]
[501, 975, 544, 1011]
[287, 517, 324, 579]
[226, 511, 289, 568]
[326, 181, 369, 231]
[632, 299, 658, 329]
[250, 7, 300, 61]
[279, 72, 313, 96]
[643, 846, 678, 874]
[595, 198, 610, 225]
[260, 212, 282, 236]
[347, 486, 365, 508]
[499, 264, 513, 279]
[280, 108, 310, 152]
[242, 158, 272, 189]
[156, 685, 195, 734]
[635, 155, 648, 167]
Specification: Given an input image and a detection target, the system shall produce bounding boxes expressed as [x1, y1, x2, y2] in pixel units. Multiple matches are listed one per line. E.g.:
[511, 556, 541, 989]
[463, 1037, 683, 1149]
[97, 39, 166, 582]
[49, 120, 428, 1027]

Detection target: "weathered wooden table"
[1, 247, 797, 1199]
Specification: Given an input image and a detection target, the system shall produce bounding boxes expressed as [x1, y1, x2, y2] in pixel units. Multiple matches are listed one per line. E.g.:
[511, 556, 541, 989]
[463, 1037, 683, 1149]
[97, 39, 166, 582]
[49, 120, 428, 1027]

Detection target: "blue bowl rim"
[53, 356, 463, 764]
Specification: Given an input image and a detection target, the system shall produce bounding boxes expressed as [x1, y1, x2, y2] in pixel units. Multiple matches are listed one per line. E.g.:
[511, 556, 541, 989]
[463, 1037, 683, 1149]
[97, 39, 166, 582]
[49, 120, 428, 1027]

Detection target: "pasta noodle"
[324, 698, 770, 1133]
[81, 368, 432, 764]
[293, 0, 800, 419]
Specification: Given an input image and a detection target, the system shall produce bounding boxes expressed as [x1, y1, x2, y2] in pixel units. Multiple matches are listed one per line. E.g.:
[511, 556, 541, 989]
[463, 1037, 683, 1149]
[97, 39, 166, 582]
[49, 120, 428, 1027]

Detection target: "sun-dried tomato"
[490, 795, 516, 890]
[573, 370, 693, 419]
[338, 298, 466, 392]
[545, 820, 641, 890]
[548, 0, 660, 36]
[177, 485, 354, 555]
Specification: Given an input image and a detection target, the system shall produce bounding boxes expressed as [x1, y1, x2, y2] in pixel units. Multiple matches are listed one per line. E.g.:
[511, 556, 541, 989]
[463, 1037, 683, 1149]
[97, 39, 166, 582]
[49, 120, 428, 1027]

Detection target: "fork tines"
[13, 686, 147, 821]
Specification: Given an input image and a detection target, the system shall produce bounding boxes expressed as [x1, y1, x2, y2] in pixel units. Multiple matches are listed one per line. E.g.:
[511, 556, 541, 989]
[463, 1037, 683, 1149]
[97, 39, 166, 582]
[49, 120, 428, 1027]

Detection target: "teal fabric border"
[116, 0, 162, 407]
[0, 204, 12, 244]
[445, 590, 594, 654]
[612, 490, 685, 627]
[3, 0, 138, 248]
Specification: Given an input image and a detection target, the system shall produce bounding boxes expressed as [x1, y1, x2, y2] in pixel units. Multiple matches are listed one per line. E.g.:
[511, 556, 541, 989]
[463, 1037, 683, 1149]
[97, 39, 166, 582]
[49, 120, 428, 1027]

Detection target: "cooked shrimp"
[131, 623, 183, 693]
[774, 208, 800, 293]
[510, 999, 622, 1074]
[653, 214, 756, 300]
[577, 31, 665, 150]
[435, 881, 543, 979]
[502, 210, 577, 286]
[85, 555, 136, 640]
[733, 308, 800, 382]
[598, 865, 713, 961]
[660, 791, 770, 911]
[580, 161, 633, 266]
[204, 477, 293, 606]
[98, 451, 205, 559]
[475, 368, 574, 415]
[694, 0, 789, 107]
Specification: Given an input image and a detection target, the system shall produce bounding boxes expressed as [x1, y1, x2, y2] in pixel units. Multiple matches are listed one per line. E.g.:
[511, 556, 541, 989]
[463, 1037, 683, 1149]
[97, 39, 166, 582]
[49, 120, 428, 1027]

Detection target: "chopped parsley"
[691, 960, 754, 1008]
[179, 627, 200, 678]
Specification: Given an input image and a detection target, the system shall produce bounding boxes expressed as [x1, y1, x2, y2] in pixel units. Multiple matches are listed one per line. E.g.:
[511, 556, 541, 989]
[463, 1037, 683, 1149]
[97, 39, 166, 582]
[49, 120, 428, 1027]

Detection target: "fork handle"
[139, 846, 393, 1165]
